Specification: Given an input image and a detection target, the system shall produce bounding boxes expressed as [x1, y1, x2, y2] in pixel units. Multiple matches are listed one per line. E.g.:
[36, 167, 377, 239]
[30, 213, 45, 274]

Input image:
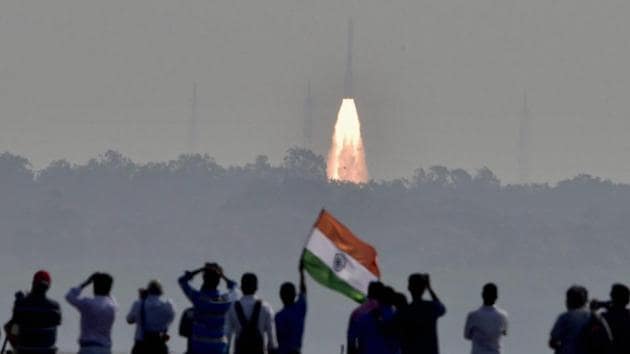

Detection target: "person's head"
[566, 285, 588, 310]
[408, 273, 429, 299]
[93, 273, 114, 296]
[32, 270, 51, 294]
[280, 282, 296, 306]
[367, 281, 384, 301]
[610, 283, 630, 308]
[146, 280, 163, 296]
[482, 283, 498, 306]
[241, 273, 258, 296]
[202, 263, 223, 290]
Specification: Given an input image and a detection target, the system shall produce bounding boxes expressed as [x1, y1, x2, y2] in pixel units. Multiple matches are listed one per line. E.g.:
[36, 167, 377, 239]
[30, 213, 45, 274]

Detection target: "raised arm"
[126, 300, 140, 324]
[221, 273, 240, 302]
[65, 273, 95, 308]
[299, 259, 306, 295]
[426, 275, 446, 316]
[178, 268, 203, 302]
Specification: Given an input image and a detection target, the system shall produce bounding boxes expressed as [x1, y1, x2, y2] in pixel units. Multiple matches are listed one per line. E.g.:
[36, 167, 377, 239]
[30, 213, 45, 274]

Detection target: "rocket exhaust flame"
[326, 98, 369, 183]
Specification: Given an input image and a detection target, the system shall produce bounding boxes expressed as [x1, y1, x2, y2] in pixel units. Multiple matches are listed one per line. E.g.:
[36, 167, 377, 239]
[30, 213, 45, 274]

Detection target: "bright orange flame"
[327, 98, 369, 183]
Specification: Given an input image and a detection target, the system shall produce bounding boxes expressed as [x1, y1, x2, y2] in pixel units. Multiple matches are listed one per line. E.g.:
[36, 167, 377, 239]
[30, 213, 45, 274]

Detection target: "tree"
[0, 152, 34, 185]
[283, 147, 326, 181]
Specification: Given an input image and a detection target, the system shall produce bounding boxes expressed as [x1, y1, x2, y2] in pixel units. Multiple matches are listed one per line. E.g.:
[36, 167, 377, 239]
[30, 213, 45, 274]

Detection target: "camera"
[590, 299, 611, 310]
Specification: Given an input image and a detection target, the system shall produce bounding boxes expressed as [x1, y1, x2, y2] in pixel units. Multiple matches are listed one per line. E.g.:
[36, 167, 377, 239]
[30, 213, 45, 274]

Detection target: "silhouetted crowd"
[3, 264, 630, 354]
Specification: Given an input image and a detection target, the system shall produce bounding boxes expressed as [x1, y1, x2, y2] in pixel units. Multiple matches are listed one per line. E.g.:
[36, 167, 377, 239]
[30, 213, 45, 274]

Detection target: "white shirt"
[464, 305, 508, 354]
[225, 295, 278, 351]
[65, 287, 118, 348]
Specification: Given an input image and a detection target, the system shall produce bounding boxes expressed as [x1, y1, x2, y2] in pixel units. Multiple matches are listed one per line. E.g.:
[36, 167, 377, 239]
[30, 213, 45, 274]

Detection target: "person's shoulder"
[577, 310, 592, 321]
[467, 308, 481, 318]
[428, 299, 445, 310]
[466, 308, 484, 322]
[354, 309, 372, 324]
[260, 299, 274, 312]
[350, 304, 362, 316]
[44, 297, 61, 309]
[275, 307, 287, 319]
[555, 311, 568, 319]
[493, 306, 508, 317]
[424, 299, 441, 306]
[219, 291, 235, 302]
[554, 311, 572, 323]
[569, 309, 590, 318]
[495, 308, 508, 323]
[107, 296, 119, 309]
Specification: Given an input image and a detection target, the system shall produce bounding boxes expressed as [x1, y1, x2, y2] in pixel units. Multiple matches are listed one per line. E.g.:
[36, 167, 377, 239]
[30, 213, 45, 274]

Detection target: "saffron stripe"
[313, 210, 380, 277]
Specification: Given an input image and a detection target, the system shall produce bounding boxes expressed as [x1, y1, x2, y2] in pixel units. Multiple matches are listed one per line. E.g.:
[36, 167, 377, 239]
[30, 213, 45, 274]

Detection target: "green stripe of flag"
[302, 249, 366, 303]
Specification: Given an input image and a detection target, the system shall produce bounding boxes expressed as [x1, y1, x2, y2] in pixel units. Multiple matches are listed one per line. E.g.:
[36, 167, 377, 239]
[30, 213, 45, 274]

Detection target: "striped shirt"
[9, 292, 62, 354]
[179, 275, 238, 354]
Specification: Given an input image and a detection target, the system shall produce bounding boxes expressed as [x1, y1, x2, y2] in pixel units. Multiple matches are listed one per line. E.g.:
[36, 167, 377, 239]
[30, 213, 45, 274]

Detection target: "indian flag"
[302, 210, 381, 302]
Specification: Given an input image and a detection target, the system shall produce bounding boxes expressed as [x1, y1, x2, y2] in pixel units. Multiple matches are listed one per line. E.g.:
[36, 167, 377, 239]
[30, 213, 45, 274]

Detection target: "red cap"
[33, 270, 51, 286]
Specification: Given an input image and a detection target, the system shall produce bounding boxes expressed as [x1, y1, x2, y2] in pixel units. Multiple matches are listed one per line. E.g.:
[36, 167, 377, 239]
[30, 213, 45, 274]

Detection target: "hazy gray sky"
[2, 0, 630, 183]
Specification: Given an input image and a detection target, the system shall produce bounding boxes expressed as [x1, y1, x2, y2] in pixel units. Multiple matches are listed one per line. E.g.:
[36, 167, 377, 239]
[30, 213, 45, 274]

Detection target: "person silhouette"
[127, 280, 175, 354]
[225, 273, 277, 354]
[601, 283, 630, 354]
[464, 283, 508, 354]
[275, 261, 307, 354]
[65, 272, 117, 354]
[549, 285, 591, 354]
[398, 273, 446, 354]
[5, 270, 62, 354]
[178, 262, 237, 354]
[347, 281, 384, 354]
[354, 285, 401, 354]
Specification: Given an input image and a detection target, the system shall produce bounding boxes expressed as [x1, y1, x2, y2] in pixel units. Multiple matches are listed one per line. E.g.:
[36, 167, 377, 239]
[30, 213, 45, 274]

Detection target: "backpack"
[581, 312, 613, 354]
[234, 301, 264, 354]
[178, 307, 195, 338]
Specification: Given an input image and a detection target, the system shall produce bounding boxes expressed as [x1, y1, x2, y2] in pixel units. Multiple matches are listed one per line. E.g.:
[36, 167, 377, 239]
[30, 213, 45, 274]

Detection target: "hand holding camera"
[589, 299, 611, 311]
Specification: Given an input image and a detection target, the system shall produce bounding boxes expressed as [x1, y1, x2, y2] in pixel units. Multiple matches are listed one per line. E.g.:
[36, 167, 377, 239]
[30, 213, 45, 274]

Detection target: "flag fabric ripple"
[302, 210, 380, 303]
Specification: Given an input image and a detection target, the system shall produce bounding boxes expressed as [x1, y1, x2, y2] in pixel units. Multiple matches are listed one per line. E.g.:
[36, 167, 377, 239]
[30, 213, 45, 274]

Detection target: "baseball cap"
[33, 270, 52, 286]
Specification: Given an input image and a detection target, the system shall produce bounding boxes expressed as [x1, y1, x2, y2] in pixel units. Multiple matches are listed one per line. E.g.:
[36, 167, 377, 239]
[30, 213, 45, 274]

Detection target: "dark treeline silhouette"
[1, 148, 628, 269]
[1, 148, 629, 354]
